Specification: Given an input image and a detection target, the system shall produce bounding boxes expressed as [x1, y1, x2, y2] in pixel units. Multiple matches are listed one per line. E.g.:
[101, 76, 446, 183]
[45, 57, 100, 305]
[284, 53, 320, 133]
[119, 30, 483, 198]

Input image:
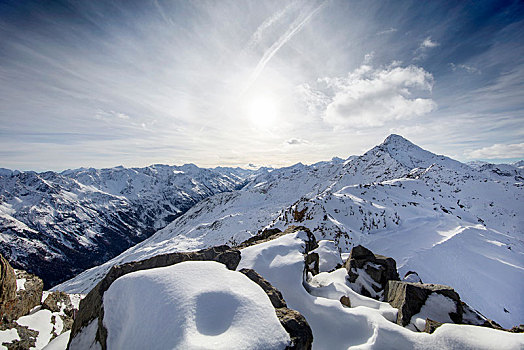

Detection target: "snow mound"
[102, 261, 290, 350]
[311, 240, 343, 272]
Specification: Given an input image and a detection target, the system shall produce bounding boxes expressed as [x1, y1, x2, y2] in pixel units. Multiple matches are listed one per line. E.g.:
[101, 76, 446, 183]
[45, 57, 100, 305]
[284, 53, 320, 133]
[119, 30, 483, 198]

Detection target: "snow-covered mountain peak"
[374, 134, 453, 170]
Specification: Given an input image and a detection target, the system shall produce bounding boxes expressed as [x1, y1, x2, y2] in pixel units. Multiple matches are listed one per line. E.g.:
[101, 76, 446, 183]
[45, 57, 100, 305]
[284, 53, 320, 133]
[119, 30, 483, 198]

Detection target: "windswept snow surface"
[102, 261, 290, 350]
[57, 135, 523, 328]
[238, 231, 524, 349]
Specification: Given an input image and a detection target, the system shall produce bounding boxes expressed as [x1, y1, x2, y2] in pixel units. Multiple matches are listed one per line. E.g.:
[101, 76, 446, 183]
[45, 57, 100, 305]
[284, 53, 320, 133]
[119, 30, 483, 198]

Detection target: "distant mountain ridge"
[57, 135, 523, 328]
[0, 163, 259, 287]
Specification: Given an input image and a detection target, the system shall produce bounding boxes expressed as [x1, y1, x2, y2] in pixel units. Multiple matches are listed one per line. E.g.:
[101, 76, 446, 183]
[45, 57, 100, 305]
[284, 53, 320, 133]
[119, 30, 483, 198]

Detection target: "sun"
[247, 95, 278, 129]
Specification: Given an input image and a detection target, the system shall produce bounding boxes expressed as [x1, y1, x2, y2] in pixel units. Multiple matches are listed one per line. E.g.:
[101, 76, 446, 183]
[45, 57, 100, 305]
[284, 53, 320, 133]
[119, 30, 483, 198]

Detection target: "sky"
[1, 0, 523, 171]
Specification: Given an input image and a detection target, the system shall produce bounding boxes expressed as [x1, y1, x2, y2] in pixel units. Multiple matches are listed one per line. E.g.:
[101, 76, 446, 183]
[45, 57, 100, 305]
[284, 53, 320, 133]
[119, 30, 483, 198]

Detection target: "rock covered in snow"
[403, 271, 422, 283]
[98, 261, 291, 350]
[68, 244, 312, 350]
[385, 280, 462, 328]
[345, 245, 400, 299]
[68, 245, 241, 349]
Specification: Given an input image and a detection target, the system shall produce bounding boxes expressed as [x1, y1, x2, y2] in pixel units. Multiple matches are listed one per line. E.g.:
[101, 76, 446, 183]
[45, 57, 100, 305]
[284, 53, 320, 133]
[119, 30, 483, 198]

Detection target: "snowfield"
[238, 230, 524, 349]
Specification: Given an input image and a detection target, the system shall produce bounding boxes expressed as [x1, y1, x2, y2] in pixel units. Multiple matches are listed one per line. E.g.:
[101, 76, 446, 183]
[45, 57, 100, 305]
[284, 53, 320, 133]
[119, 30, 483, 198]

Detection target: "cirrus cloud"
[467, 143, 524, 159]
[300, 63, 436, 128]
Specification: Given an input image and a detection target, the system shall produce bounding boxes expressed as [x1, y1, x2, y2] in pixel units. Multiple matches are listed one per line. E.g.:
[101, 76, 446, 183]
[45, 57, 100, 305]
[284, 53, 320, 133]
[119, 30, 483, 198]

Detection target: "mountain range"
[0, 164, 258, 287]
[52, 135, 523, 329]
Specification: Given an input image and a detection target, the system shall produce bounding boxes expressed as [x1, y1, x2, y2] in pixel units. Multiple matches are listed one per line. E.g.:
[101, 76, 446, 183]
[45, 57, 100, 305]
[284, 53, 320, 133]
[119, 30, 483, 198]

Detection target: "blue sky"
[1, 0, 523, 171]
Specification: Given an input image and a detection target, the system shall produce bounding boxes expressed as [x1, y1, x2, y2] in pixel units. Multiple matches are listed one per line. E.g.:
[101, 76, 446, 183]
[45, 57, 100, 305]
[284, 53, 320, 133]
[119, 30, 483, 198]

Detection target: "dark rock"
[8, 270, 44, 322]
[42, 291, 73, 313]
[384, 280, 463, 327]
[0, 254, 17, 323]
[237, 228, 282, 248]
[237, 226, 318, 252]
[509, 324, 524, 333]
[345, 245, 399, 299]
[424, 318, 443, 334]
[340, 296, 351, 308]
[239, 269, 287, 308]
[240, 268, 312, 349]
[480, 319, 506, 331]
[305, 253, 319, 276]
[0, 322, 38, 349]
[68, 245, 241, 350]
[275, 308, 313, 350]
[42, 291, 75, 334]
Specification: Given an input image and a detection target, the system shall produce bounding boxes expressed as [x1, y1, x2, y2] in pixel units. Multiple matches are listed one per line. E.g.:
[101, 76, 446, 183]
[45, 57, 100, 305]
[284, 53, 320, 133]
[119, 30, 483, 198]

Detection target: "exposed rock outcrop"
[42, 291, 73, 314]
[237, 226, 318, 252]
[0, 321, 38, 349]
[68, 245, 241, 350]
[384, 280, 463, 327]
[10, 270, 44, 321]
[1, 255, 43, 324]
[424, 318, 443, 334]
[0, 254, 17, 322]
[345, 245, 399, 299]
[240, 268, 313, 350]
[43, 291, 76, 334]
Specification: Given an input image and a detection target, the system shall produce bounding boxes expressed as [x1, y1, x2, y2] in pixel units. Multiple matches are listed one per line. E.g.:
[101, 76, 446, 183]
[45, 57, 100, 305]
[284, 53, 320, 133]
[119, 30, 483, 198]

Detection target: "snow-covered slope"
[238, 230, 524, 349]
[56, 135, 523, 328]
[0, 164, 255, 287]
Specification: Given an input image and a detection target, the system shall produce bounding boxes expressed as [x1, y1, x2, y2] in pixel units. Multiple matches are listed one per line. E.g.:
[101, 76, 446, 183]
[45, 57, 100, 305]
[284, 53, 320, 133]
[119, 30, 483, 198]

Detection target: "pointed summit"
[365, 134, 466, 171]
[382, 134, 414, 146]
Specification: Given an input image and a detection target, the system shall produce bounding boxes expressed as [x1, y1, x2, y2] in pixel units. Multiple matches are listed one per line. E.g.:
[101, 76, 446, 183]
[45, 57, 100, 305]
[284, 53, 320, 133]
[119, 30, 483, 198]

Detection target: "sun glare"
[248, 95, 278, 129]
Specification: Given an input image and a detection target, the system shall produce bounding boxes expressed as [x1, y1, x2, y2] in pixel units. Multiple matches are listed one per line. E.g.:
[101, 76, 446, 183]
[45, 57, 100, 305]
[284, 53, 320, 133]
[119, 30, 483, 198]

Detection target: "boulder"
[304, 252, 320, 276]
[0, 254, 16, 322]
[384, 280, 463, 327]
[424, 318, 443, 334]
[240, 268, 313, 350]
[1, 258, 43, 323]
[9, 270, 44, 321]
[0, 321, 39, 349]
[42, 291, 73, 313]
[345, 245, 399, 299]
[276, 308, 314, 350]
[339, 296, 351, 308]
[68, 245, 241, 350]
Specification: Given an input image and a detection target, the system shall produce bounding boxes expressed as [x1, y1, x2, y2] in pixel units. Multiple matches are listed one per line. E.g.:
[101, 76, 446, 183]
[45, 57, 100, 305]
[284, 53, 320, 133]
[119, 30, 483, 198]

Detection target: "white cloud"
[449, 63, 480, 74]
[286, 138, 309, 145]
[421, 36, 439, 48]
[413, 36, 439, 61]
[467, 143, 524, 159]
[376, 28, 397, 35]
[301, 63, 436, 128]
[95, 110, 130, 121]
